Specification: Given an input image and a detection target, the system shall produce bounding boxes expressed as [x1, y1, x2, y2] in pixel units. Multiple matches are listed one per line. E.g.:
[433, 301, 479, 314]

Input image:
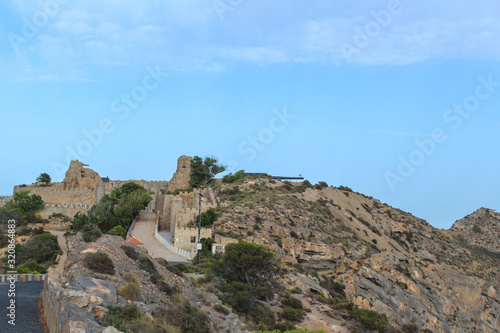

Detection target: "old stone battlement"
[0, 196, 12, 208]
[13, 161, 171, 218]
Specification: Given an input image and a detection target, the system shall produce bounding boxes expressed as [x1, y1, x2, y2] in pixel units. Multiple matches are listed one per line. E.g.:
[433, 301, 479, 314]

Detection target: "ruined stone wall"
[14, 184, 96, 206]
[174, 227, 212, 252]
[166, 155, 192, 192]
[0, 196, 12, 207]
[157, 188, 217, 233]
[104, 180, 169, 212]
[212, 234, 239, 254]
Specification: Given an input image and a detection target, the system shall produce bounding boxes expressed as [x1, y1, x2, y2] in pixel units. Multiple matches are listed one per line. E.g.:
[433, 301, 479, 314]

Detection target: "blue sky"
[1, 0, 499, 229]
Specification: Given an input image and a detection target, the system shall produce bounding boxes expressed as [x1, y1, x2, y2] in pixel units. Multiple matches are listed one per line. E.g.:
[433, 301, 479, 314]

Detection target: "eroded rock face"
[212, 178, 500, 333]
[63, 160, 103, 189]
[44, 233, 247, 333]
[450, 207, 500, 252]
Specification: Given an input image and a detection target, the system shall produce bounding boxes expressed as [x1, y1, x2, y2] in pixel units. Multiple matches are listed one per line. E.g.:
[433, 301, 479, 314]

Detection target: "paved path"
[130, 211, 190, 265]
[49, 230, 68, 276]
[0, 281, 46, 333]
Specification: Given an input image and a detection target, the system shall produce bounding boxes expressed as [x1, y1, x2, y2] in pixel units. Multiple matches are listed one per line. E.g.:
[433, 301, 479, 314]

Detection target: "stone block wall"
[157, 188, 218, 233]
[0, 196, 12, 207]
[104, 180, 168, 212]
[212, 234, 239, 254]
[174, 227, 212, 252]
[14, 184, 96, 206]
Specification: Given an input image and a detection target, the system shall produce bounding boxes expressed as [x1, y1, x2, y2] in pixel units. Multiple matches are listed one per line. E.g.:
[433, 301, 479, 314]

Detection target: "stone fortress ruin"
[13, 156, 232, 257]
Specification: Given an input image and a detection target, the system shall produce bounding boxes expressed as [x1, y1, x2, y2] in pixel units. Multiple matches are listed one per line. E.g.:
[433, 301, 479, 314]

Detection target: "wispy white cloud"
[3, 0, 500, 76]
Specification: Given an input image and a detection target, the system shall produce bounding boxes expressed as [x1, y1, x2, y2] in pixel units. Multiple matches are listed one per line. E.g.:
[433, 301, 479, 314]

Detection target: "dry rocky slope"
[449, 207, 500, 253]
[211, 178, 500, 333]
[44, 233, 245, 332]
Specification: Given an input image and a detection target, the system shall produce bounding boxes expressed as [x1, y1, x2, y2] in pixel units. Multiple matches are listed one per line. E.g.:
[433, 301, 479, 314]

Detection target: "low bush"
[102, 304, 141, 331]
[118, 281, 142, 301]
[11, 232, 61, 268]
[17, 260, 47, 274]
[246, 303, 276, 331]
[121, 245, 140, 260]
[282, 296, 304, 310]
[82, 224, 102, 242]
[282, 306, 304, 322]
[83, 251, 115, 275]
[222, 170, 245, 183]
[214, 304, 230, 315]
[17, 227, 33, 236]
[108, 225, 127, 239]
[165, 294, 211, 333]
[351, 307, 388, 332]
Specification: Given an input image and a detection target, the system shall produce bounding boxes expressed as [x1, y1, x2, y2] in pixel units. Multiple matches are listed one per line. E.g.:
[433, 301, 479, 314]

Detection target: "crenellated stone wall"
[156, 188, 217, 233]
[0, 196, 12, 207]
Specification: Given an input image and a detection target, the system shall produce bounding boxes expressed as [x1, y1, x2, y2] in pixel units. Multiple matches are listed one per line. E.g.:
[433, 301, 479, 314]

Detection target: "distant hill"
[449, 207, 500, 253]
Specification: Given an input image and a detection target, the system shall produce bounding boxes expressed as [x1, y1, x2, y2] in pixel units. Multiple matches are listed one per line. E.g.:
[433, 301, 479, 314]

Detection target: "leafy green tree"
[17, 261, 47, 274]
[213, 241, 280, 308]
[109, 225, 127, 239]
[10, 233, 61, 268]
[200, 237, 216, 257]
[222, 170, 246, 183]
[36, 173, 51, 184]
[189, 156, 226, 188]
[8, 190, 44, 214]
[74, 182, 152, 233]
[195, 208, 216, 227]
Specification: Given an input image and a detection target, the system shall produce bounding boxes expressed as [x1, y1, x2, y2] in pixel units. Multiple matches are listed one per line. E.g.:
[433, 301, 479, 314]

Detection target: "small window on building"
[190, 236, 196, 243]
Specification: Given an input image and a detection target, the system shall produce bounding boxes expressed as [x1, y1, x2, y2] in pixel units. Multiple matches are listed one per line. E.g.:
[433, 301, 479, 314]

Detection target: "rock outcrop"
[449, 207, 500, 252]
[212, 178, 500, 332]
[43, 233, 246, 333]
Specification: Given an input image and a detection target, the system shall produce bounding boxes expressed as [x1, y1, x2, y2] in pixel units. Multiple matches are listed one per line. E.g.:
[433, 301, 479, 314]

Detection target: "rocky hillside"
[211, 177, 500, 333]
[48, 233, 245, 332]
[449, 207, 500, 252]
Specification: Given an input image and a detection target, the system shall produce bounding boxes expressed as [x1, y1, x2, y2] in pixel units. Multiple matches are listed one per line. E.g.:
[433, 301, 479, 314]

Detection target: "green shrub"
[123, 272, 137, 283]
[351, 307, 388, 332]
[173, 263, 188, 272]
[165, 294, 211, 333]
[282, 296, 304, 310]
[222, 170, 245, 183]
[302, 180, 313, 188]
[83, 251, 115, 275]
[82, 224, 102, 242]
[214, 304, 230, 315]
[194, 208, 216, 227]
[108, 225, 127, 238]
[247, 304, 276, 331]
[282, 306, 304, 322]
[290, 287, 302, 294]
[121, 245, 140, 260]
[102, 304, 141, 331]
[17, 260, 47, 274]
[257, 328, 325, 333]
[17, 227, 33, 236]
[118, 281, 142, 301]
[10, 233, 61, 267]
[472, 224, 482, 233]
[0, 234, 8, 249]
